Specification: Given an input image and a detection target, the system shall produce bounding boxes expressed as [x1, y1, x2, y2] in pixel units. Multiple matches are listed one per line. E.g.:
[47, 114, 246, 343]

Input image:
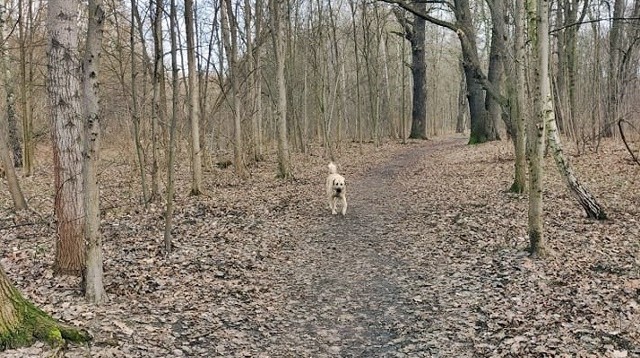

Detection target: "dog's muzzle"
[335, 188, 342, 194]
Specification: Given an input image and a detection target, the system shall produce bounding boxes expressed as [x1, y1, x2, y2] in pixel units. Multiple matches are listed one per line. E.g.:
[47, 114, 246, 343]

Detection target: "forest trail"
[3, 135, 639, 358]
[266, 137, 469, 357]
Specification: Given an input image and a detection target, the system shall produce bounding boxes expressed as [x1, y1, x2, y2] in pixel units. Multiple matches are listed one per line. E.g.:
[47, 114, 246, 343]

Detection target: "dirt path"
[265, 138, 467, 357]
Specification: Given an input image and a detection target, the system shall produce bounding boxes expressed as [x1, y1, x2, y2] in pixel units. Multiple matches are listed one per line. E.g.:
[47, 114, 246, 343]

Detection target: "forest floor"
[1, 134, 640, 357]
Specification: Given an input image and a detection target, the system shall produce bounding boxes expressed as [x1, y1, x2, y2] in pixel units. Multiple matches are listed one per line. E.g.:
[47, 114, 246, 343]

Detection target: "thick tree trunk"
[82, 0, 106, 304]
[47, 0, 86, 275]
[456, 0, 497, 144]
[485, 0, 506, 141]
[409, 3, 428, 139]
[0, 265, 91, 350]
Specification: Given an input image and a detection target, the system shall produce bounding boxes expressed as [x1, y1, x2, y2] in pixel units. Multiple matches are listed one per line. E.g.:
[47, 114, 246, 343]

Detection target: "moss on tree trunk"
[1, 268, 91, 351]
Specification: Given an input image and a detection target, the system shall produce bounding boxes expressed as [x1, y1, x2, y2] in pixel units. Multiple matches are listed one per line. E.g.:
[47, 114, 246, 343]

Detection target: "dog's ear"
[332, 179, 337, 186]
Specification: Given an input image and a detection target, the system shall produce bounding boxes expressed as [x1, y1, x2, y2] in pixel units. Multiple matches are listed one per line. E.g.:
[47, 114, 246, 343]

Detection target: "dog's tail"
[328, 162, 338, 174]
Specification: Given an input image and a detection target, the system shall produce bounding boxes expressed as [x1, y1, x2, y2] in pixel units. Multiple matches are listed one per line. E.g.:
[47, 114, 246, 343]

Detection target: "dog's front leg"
[331, 197, 338, 215]
[340, 195, 347, 215]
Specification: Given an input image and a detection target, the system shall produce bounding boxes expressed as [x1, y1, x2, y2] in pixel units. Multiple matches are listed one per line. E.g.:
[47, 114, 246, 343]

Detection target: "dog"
[326, 162, 347, 215]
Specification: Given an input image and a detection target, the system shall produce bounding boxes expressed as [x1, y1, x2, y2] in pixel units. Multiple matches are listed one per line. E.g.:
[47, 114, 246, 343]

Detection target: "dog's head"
[332, 176, 345, 194]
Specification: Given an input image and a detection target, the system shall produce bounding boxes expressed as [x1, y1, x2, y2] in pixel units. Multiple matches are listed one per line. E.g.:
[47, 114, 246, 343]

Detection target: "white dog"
[326, 162, 347, 215]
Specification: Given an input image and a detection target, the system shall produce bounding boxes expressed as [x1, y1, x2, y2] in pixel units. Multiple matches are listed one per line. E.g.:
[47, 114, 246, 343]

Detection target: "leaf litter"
[0, 134, 639, 357]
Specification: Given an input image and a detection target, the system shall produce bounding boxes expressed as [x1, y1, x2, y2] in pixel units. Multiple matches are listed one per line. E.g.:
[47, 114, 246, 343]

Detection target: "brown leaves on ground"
[0, 135, 639, 357]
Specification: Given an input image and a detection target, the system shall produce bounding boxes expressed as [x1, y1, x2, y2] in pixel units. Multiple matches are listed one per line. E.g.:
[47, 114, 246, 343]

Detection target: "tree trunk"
[456, 0, 496, 144]
[221, 0, 247, 178]
[0, 265, 91, 350]
[150, 0, 165, 201]
[409, 2, 428, 139]
[270, 0, 291, 178]
[47, 0, 86, 275]
[185, 0, 202, 195]
[164, 0, 180, 253]
[0, 111, 27, 211]
[18, 0, 34, 176]
[605, 0, 625, 137]
[82, 0, 106, 304]
[130, 0, 149, 206]
[456, 58, 468, 133]
[528, 0, 547, 257]
[484, 0, 506, 141]
[507, 0, 527, 194]
[0, 3, 27, 211]
[546, 118, 607, 219]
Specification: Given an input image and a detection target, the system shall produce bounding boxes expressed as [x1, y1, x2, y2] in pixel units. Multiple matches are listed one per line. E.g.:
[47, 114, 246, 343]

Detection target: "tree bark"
[546, 113, 607, 219]
[130, 0, 149, 206]
[82, 0, 106, 304]
[185, 0, 202, 195]
[456, 58, 468, 133]
[164, 0, 180, 253]
[47, 0, 86, 275]
[221, 0, 247, 177]
[485, 0, 506, 141]
[150, 0, 165, 201]
[528, 0, 547, 257]
[0, 265, 91, 350]
[18, 0, 34, 176]
[409, 3, 428, 139]
[507, 0, 527, 194]
[270, 0, 291, 178]
[605, 0, 625, 137]
[0, 3, 27, 211]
